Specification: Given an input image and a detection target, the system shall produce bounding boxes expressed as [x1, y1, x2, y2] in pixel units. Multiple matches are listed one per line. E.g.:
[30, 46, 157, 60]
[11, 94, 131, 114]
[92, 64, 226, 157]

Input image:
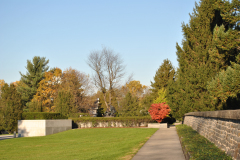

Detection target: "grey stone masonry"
[184, 110, 240, 160]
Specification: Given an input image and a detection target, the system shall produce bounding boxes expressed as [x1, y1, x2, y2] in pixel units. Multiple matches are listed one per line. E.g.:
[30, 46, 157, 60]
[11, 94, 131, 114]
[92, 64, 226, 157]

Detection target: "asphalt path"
[0, 134, 18, 140]
[132, 126, 185, 160]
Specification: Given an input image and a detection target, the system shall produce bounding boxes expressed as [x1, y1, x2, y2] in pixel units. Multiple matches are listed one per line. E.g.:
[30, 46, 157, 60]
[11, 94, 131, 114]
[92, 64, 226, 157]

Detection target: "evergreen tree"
[18, 56, 49, 106]
[55, 90, 75, 117]
[28, 99, 42, 112]
[151, 59, 175, 98]
[207, 63, 240, 110]
[153, 88, 168, 104]
[120, 92, 140, 117]
[0, 83, 23, 133]
[139, 93, 154, 116]
[167, 73, 186, 120]
[168, 0, 240, 120]
[97, 99, 104, 117]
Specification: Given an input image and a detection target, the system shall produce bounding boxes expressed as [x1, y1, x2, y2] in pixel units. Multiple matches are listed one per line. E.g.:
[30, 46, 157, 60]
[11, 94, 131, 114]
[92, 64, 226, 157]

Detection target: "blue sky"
[0, 0, 199, 87]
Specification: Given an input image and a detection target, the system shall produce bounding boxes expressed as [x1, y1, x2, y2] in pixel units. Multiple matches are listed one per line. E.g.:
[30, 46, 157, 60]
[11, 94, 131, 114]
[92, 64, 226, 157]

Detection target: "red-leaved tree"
[148, 102, 171, 123]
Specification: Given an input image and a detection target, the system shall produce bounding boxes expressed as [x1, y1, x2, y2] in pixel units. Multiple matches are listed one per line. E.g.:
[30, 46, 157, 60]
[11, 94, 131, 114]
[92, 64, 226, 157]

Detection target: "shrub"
[148, 102, 171, 123]
[22, 112, 67, 120]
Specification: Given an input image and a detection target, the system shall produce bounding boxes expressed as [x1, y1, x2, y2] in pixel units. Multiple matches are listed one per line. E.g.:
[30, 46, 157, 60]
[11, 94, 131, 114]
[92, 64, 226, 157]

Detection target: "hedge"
[22, 112, 67, 120]
[71, 116, 154, 128]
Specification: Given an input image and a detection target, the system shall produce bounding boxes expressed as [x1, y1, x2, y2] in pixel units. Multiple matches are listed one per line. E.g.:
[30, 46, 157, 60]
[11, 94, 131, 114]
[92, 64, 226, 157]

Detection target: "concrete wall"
[18, 119, 72, 137]
[184, 110, 240, 160]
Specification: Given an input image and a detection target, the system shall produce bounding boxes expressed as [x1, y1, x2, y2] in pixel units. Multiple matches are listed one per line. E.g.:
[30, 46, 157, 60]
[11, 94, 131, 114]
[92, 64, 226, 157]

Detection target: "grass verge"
[176, 124, 232, 160]
[0, 128, 157, 160]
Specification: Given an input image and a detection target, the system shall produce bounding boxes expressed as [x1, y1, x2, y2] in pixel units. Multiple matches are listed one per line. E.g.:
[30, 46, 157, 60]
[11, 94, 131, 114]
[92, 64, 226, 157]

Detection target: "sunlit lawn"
[0, 128, 158, 160]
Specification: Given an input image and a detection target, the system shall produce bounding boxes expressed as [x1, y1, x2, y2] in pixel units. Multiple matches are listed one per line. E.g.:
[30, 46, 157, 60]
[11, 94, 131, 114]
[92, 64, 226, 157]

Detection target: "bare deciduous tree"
[87, 47, 125, 109]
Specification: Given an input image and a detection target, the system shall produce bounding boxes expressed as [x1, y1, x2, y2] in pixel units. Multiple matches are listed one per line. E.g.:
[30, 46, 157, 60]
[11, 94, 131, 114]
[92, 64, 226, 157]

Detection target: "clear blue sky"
[0, 0, 199, 87]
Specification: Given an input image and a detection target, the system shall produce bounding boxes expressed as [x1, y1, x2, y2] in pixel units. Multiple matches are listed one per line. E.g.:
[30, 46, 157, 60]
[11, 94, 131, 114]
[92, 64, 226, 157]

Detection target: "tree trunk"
[103, 93, 109, 109]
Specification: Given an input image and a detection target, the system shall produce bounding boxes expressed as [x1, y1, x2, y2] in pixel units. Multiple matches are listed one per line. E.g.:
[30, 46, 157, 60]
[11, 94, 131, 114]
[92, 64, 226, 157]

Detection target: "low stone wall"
[75, 121, 148, 128]
[18, 119, 72, 137]
[184, 110, 240, 160]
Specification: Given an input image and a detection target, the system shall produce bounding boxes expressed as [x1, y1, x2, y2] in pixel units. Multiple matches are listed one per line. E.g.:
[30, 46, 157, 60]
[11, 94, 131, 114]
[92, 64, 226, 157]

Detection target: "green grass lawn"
[0, 128, 158, 160]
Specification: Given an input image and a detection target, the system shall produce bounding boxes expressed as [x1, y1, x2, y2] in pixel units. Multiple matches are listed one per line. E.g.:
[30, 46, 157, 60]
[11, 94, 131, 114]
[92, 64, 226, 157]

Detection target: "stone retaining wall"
[184, 110, 240, 160]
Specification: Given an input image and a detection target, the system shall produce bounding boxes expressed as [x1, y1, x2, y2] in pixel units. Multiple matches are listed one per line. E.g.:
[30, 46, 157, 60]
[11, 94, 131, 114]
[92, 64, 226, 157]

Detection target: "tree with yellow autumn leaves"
[55, 67, 89, 115]
[28, 67, 92, 114]
[29, 68, 62, 112]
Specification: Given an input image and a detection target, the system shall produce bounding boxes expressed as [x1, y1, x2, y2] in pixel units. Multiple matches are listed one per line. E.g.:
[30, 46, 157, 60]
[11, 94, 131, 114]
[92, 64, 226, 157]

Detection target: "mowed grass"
[0, 128, 158, 160]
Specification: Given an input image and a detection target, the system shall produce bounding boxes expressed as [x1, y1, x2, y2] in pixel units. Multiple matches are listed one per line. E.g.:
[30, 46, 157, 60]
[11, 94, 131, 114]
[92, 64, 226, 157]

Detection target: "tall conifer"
[151, 59, 175, 98]
[168, 0, 240, 120]
[18, 56, 49, 106]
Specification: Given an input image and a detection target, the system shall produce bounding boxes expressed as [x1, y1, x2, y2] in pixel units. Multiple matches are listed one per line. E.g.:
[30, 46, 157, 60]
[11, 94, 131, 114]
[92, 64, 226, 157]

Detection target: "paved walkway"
[132, 126, 185, 160]
[0, 135, 17, 140]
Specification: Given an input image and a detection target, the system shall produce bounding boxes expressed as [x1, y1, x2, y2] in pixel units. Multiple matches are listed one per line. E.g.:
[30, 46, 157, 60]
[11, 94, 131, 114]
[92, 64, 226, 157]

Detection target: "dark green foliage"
[72, 116, 153, 128]
[21, 112, 67, 120]
[167, 77, 185, 120]
[55, 90, 76, 117]
[0, 83, 23, 133]
[27, 99, 43, 112]
[151, 59, 175, 98]
[97, 106, 104, 117]
[207, 63, 240, 110]
[119, 92, 140, 117]
[176, 125, 232, 160]
[168, 0, 240, 120]
[140, 93, 154, 116]
[0, 96, 4, 131]
[18, 56, 49, 106]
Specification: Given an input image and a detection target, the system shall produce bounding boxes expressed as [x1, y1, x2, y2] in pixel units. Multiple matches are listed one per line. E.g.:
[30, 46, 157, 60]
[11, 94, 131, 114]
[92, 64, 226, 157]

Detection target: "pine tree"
[151, 59, 175, 98]
[18, 56, 49, 106]
[207, 63, 240, 110]
[0, 83, 23, 133]
[168, 0, 240, 120]
[30, 68, 62, 112]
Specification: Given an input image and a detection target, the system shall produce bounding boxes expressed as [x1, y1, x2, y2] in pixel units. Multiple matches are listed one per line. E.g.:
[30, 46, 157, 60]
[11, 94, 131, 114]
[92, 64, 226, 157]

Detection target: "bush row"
[21, 112, 68, 120]
[71, 116, 154, 128]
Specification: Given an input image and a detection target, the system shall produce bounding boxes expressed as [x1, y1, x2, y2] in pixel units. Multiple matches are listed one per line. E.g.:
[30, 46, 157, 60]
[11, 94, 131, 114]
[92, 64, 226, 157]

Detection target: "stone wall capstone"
[184, 110, 240, 160]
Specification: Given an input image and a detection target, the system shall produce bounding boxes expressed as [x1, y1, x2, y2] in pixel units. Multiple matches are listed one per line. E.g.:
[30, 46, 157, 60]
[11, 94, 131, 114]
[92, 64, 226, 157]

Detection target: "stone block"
[18, 119, 72, 137]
